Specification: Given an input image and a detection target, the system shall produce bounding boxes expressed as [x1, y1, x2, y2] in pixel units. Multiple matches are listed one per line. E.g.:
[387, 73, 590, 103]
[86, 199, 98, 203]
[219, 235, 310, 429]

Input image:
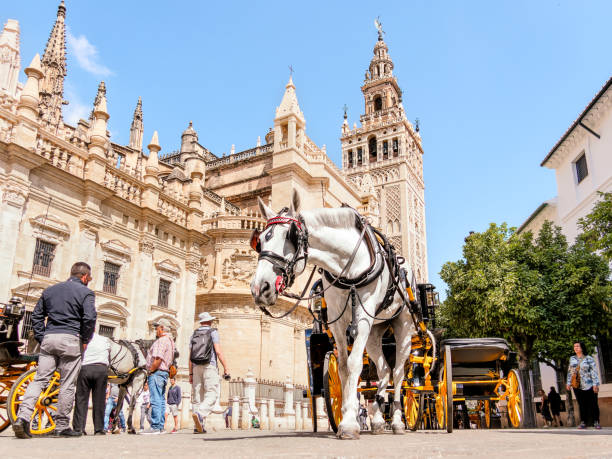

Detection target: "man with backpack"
[189, 312, 230, 434]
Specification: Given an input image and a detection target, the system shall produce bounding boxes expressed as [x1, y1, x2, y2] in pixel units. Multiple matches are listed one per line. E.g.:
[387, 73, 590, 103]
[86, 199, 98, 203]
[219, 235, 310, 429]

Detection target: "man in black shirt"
[13, 262, 97, 439]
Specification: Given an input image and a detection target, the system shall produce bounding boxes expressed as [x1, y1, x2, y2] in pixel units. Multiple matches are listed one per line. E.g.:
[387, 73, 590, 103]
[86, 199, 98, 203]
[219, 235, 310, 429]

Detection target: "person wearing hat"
[189, 312, 230, 434]
[142, 318, 175, 434]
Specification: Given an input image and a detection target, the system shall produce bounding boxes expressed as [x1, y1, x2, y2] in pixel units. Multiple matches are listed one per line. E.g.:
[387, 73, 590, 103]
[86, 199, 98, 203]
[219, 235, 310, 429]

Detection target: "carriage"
[304, 280, 445, 433]
[438, 338, 525, 430]
[0, 297, 60, 435]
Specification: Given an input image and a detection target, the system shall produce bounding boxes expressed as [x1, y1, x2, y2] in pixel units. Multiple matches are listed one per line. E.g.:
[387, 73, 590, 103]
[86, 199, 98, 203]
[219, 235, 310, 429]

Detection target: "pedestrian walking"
[189, 312, 230, 434]
[548, 387, 563, 427]
[72, 332, 110, 435]
[104, 383, 126, 432]
[138, 382, 152, 431]
[566, 341, 601, 429]
[538, 389, 552, 427]
[13, 262, 97, 439]
[142, 318, 175, 434]
[167, 377, 181, 433]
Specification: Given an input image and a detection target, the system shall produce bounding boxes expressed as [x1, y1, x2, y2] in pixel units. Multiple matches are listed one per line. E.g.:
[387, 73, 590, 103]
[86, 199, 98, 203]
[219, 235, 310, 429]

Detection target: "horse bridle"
[250, 208, 309, 294]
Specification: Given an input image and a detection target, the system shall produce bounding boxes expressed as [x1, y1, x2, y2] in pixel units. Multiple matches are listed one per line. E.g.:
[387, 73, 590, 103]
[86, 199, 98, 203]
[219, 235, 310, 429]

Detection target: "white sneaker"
[159, 429, 168, 435]
[141, 428, 161, 435]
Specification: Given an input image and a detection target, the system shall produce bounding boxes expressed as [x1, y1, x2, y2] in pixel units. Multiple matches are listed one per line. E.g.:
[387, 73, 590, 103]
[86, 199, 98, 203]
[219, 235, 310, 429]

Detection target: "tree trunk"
[559, 363, 575, 427]
[517, 351, 537, 428]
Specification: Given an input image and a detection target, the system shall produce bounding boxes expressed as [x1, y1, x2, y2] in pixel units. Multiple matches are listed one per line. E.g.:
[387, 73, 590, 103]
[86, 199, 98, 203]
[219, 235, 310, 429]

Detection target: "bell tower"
[341, 24, 428, 282]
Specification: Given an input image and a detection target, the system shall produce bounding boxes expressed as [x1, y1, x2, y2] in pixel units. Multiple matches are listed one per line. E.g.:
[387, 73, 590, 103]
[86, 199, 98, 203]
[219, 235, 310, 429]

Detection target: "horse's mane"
[301, 207, 356, 230]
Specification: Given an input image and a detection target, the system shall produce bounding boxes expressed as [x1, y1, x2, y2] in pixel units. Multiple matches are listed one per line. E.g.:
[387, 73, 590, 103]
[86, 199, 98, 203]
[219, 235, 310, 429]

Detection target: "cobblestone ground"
[1, 428, 611, 458]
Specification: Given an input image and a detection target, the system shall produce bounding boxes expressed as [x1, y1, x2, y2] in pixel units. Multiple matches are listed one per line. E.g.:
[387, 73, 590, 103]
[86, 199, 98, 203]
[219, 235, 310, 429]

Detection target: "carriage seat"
[440, 338, 510, 364]
[0, 341, 37, 364]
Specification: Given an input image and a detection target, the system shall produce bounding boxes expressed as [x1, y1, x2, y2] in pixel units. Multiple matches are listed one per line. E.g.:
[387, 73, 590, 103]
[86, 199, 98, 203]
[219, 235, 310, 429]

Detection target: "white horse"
[250, 191, 420, 439]
[104, 338, 149, 434]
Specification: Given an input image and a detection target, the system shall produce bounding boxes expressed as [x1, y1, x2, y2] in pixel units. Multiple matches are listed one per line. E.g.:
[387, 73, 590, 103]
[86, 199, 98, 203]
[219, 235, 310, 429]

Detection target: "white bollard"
[302, 401, 309, 431]
[241, 398, 251, 429]
[268, 398, 276, 430]
[231, 396, 240, 430]
[295, 401, 302, 430]
[260, 399, 269, 430]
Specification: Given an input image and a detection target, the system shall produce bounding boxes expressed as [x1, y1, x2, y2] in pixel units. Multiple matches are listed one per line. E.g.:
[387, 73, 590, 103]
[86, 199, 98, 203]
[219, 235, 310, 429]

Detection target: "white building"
[519, 76, 612, 421]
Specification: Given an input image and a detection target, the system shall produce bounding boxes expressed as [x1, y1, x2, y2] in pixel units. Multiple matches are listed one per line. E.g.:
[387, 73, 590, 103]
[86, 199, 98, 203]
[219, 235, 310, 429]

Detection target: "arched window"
[348, 150, 353, 168]
[368, 137, 377, 162]
[374, 96, 382, 112]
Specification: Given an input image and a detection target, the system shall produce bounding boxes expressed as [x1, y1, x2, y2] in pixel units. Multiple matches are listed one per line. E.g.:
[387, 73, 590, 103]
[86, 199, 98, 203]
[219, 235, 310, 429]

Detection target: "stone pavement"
[1, 428, 611, 458]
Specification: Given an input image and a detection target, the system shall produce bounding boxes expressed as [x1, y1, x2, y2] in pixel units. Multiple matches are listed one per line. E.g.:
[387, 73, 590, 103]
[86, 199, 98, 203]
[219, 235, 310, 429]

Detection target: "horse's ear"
[290, 189, 301, 214]
[257, 197, 275, 220]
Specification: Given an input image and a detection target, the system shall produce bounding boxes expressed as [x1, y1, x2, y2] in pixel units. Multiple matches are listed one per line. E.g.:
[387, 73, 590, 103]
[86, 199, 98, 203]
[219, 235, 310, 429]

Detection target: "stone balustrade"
[202, 209, 265, 231]
[35, 134, 86, 177]
[103, 167, 144, 206]
[157, 195, 188, 226]
[206, 144, 272, 170]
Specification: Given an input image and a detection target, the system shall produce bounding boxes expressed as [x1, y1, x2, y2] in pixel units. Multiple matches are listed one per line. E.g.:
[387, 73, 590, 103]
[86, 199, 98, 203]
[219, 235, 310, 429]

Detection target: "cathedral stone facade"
[0, 3, 427, 421]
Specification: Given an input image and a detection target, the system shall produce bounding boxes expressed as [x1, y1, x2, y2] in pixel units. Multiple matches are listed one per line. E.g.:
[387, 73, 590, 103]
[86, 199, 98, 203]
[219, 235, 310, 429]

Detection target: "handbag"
[570, 358, 584, 389]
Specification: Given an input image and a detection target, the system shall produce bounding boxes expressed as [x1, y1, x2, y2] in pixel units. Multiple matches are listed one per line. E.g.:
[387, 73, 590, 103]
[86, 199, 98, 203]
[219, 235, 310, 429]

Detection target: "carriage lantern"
[416, 284, 439, 328]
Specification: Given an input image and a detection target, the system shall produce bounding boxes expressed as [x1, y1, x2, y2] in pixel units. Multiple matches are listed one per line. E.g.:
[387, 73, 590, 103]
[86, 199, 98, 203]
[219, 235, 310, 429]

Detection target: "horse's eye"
[265, 228, 274, 241]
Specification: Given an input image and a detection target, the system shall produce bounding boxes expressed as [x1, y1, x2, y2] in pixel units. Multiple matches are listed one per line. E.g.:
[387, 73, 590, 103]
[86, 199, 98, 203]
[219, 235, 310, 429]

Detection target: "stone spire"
[39, 1, 67, 130]
[144, 131, 161, 186]
[88, 81, 106, 121]
[14, 54, 43, 149]
[129, 97, 144, 151]
[0, 19, 21, 99]
[90, 81, 109, 147]
[180, 121, 198, 153]
[275, 76, 304, 122]
[365, 31, 394, 82]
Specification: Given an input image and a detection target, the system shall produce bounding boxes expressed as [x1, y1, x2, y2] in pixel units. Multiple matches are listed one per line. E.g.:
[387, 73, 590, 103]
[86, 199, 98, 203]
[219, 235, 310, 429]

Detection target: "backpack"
[190, 328, 213, 365]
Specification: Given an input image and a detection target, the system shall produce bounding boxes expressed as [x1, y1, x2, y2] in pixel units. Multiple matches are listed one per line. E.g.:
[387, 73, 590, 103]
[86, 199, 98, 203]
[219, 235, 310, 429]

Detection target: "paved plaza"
[1, 428, 610, 458]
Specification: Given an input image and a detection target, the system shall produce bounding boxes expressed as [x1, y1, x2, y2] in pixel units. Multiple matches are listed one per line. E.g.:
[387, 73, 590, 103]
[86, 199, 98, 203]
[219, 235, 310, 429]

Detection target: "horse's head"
[250, 191, 307, 306]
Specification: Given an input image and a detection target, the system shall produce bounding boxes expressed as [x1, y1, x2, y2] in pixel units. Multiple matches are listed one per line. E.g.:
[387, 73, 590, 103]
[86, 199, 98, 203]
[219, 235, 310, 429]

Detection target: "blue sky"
[4, 1, 612, 297]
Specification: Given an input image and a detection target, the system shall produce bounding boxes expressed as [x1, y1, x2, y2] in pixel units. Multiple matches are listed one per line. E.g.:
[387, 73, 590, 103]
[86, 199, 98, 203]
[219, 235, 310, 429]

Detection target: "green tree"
[439, 221, 611, 427]
[578, 192, 612, 261]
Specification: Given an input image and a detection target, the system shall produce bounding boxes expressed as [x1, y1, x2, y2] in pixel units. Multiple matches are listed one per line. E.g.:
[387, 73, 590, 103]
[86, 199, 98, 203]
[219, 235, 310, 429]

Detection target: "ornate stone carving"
[185, 254, 200, 274]
[2, 185, 27, 208]
[101, 239, 132, 265]
[197, 258, 209, 287]
[155, 259, 181, 280]
[30, 214, 71, 243]
[139, 238, 155, 254]
[221, 249, 257, 288]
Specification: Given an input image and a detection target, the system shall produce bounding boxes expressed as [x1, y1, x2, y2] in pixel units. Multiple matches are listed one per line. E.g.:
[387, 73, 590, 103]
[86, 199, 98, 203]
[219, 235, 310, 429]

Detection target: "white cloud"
[67, 30, 113, 76]
[64, 83, 90, 125]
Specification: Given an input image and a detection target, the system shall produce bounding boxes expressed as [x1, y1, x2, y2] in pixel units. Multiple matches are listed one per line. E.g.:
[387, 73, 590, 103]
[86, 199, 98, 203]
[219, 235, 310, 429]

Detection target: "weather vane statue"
[374, 17, 384, 41]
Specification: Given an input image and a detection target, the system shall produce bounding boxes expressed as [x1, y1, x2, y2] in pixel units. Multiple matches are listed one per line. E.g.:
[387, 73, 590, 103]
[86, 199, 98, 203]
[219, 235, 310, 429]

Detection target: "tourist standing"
[167, 377, 181, 433]
[548, 387, 562, 427]
[104, 383, 126, 432]
[538, 389, 552, 427]
[13, 262, 97, 439]
[566, 341, 601, 429]
[138, 382, 152, 431]
[189, 312, 230, 434]
[72, 332, 110, 435]
[224, 405, 232, 429]
[143, 318, 175, 434]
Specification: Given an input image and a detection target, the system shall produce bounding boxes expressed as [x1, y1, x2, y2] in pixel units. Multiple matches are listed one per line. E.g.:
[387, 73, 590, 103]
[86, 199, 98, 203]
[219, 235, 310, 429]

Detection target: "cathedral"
[0, 2, 427, 423]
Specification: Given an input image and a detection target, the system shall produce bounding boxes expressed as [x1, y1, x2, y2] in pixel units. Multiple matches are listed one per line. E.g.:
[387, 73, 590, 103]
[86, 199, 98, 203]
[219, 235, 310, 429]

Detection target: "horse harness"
[108, 339, 144, 383]
[250, 205, 420, 329]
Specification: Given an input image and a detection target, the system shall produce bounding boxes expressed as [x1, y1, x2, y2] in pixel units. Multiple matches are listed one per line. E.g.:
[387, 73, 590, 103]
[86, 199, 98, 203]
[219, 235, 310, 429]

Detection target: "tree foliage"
[578, 191, 612, 262]
[439, 221, 611, 371]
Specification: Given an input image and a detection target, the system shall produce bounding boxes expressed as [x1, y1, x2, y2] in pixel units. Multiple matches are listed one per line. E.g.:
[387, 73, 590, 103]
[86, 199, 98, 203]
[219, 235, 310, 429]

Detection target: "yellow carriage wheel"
[435, 346, 453, 433]
[323, 351, 342, 433]
[8, 368, 61, 435]
[402, 388, 423, 431]
[483, 400, 491, 429]
[0, 376, 11, 432]
[506, 369, 524, 428]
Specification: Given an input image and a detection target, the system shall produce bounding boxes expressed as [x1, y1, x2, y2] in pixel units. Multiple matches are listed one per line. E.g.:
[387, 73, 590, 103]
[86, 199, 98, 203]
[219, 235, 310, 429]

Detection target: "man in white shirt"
[72, 332, 110, 435]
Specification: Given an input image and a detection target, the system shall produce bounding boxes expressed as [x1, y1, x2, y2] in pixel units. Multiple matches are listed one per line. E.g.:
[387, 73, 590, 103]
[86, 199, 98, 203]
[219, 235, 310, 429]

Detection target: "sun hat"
[198, 312, 216, 323]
